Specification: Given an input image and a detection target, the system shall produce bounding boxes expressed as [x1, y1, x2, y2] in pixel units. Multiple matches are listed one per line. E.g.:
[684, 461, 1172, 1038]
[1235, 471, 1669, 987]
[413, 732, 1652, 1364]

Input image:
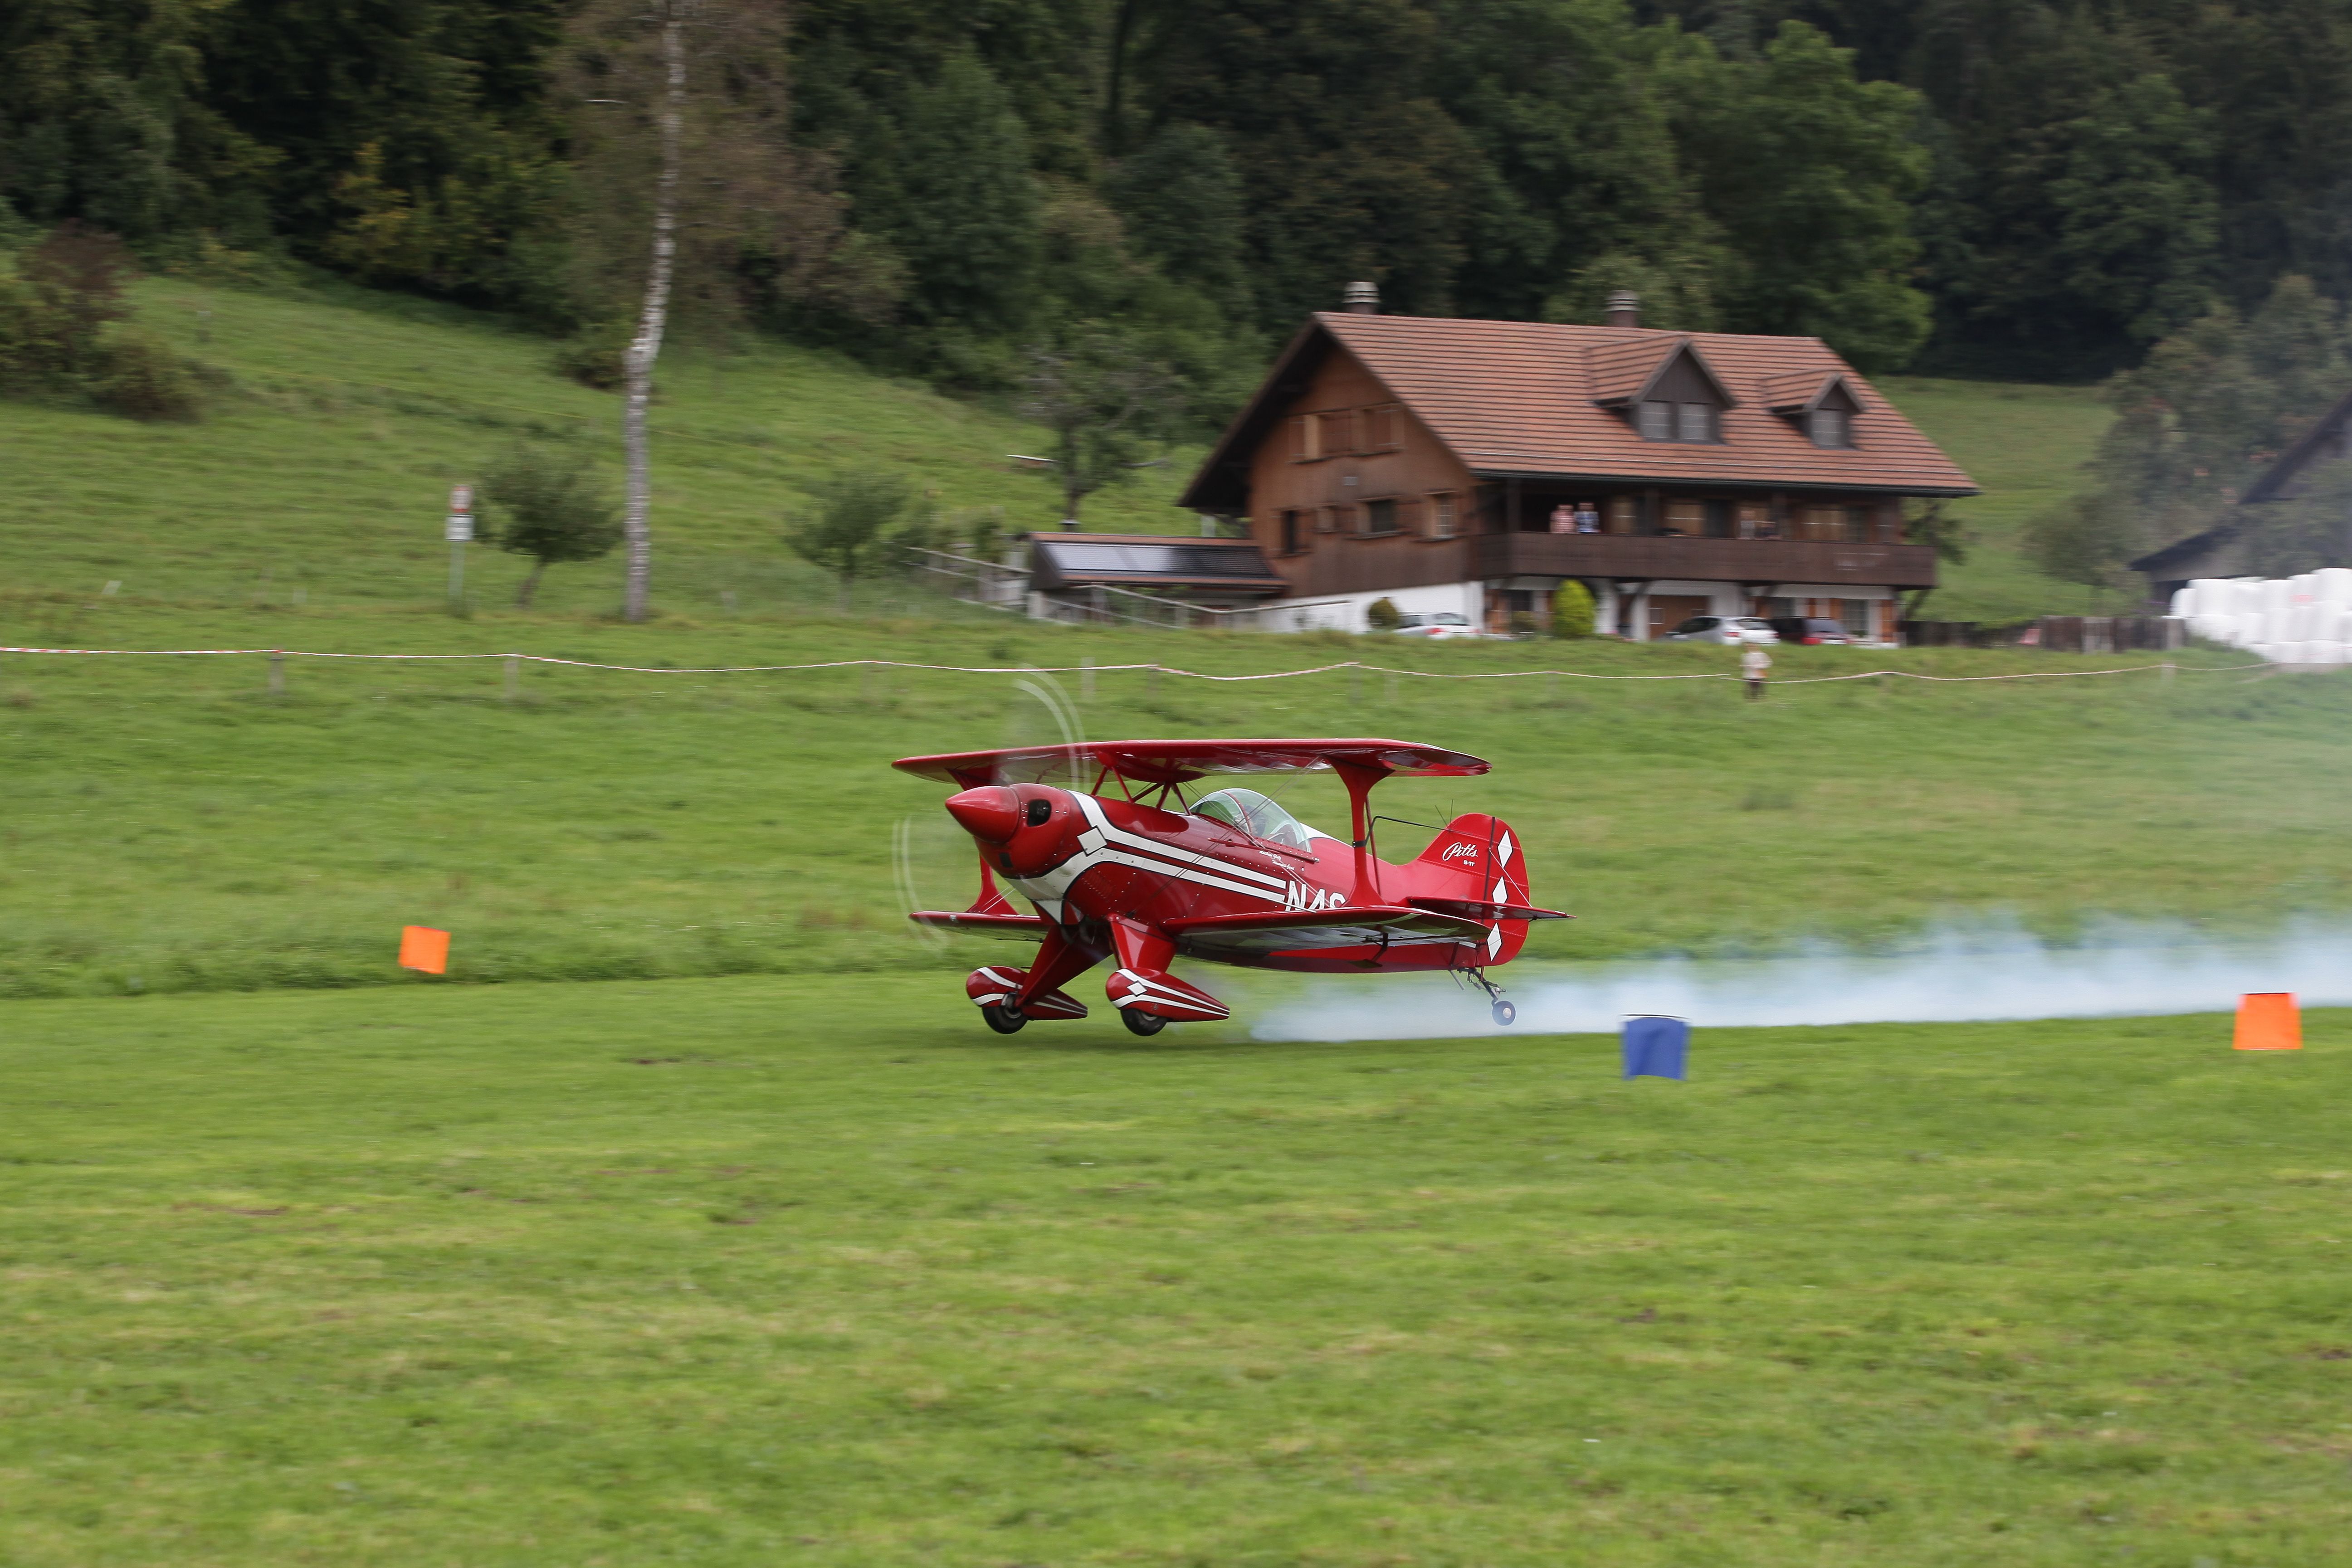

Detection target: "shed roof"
[1179, 313, 1978, 509]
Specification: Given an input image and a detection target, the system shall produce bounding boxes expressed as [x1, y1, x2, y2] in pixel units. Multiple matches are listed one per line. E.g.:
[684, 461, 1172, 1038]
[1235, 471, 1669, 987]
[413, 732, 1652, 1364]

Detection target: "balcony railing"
[1470, 532, 1938, 588]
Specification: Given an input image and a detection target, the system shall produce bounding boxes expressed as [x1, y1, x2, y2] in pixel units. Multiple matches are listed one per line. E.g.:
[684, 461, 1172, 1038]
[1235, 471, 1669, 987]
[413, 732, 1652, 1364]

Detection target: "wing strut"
[1332, 759, 1390, 906]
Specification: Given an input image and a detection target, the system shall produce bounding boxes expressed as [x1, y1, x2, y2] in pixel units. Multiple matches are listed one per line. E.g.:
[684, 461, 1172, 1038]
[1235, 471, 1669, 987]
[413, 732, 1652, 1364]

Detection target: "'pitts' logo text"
[1440, 840, 1483, 864]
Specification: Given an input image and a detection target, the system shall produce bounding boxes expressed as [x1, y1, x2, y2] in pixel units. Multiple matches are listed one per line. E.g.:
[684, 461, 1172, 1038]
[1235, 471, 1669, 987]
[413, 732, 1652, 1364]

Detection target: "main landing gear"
[1121, 1009, 1167, 1037]
[1462, 969, 1516, 1027]
[982, 1003, 1026, 1034]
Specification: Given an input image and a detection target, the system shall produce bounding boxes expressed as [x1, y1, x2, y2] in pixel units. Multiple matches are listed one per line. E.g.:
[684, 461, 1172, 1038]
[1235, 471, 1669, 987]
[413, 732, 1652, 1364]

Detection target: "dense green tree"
[1667, 21, 1930, 368]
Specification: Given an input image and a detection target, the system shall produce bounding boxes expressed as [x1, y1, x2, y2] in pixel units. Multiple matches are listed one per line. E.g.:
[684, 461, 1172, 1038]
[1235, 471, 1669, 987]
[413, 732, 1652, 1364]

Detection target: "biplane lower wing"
[1164, 904, 1488, 958]
[909, 911, 1054, 940]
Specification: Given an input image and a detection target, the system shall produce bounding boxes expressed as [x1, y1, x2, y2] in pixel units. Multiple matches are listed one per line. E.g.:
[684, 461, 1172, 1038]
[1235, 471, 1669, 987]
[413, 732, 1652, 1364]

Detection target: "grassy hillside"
[3, 974, 2346, 1566]
[1875, 377, 2116, 623]
[0, 274, 1207, 616]
[0, 276, 2107, 618]
[0, 603, 2336, 1000]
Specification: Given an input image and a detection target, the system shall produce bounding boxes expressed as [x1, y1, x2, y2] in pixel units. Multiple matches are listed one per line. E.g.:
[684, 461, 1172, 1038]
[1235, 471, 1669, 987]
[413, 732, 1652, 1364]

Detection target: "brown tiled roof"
[1586, 336, 1675, 405]
[1310, 313, 1976, 494]
[1759, 369, 1843, 412]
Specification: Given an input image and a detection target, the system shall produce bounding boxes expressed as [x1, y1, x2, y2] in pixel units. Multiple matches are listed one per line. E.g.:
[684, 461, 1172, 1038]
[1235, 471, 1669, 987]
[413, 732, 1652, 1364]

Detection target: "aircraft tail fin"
[1408, 813, 1536, 964]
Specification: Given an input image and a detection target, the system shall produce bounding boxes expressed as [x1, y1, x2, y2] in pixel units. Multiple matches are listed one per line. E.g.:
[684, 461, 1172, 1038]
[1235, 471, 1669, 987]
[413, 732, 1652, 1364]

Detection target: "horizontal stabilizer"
[1405, 896, 1571, 922]
[912, 911, 1052, 940]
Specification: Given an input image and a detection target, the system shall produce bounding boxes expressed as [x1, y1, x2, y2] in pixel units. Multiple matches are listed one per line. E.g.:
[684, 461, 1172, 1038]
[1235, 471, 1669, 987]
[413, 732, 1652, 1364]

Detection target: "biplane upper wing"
[1163, 904, 1489, 958]
[893, 737, 1489, 789]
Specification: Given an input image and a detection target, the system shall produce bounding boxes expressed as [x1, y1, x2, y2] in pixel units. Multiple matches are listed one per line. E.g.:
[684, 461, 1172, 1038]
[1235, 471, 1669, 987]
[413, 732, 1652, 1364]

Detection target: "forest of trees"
[13, 0, 2352, 398]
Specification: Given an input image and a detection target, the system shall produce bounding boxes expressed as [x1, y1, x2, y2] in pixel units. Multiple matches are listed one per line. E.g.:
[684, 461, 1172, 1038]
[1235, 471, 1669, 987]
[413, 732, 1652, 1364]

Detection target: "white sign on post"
[445, 516, 473, 543]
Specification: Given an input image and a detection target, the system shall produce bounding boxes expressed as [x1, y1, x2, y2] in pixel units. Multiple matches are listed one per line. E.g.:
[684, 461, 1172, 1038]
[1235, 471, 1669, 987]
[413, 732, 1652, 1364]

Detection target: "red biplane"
[893, 738, 1567, 1035]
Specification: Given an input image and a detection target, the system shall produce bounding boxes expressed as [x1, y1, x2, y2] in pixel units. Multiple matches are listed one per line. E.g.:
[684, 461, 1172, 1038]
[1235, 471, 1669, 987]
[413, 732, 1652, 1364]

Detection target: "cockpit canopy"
[1191, 787, 1327, 851]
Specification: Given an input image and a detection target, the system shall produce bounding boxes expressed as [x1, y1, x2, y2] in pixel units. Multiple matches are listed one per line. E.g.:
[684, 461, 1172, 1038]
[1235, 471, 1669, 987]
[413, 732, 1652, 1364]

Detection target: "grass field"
[4, 975, 2347, 1566]
[0, 273, 2108, 620]
[2, 604, 2343, 1000]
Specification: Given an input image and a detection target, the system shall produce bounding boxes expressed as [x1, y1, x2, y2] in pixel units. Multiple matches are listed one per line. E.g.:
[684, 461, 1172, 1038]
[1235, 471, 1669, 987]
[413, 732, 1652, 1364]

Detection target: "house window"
[1605, 496, 1637, 535]
[1808, 408, 1851, 448]
[1289, 416, 1317, 461]
[1704, 499, 1733, 538]
[1840, 599, 1872, 636]
[1318, 411, 1356, 456]
[1429, 492, 1458, 538]
[1664, 498, 1705, 536]
[1797, 505, 1842, 541]
[1280, 509, 1303, 555]
[1638, 401, 1674, 441]
[1676, 403, 1715, 443]
[1365, 406, 1400, 449]
[1363, 498, 1398, 536]
[1842, 506, 1870, 543]
[1315, 505, 1341, 534]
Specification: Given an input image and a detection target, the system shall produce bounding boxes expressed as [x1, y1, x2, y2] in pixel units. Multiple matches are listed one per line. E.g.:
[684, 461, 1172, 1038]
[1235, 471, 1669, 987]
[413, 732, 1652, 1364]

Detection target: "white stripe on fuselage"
[1005, 793, 1308, 922]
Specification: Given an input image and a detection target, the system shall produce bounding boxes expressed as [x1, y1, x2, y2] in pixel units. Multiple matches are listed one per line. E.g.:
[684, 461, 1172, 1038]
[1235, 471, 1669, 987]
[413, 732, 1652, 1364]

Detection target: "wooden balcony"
[1469, 532, 1938, 588]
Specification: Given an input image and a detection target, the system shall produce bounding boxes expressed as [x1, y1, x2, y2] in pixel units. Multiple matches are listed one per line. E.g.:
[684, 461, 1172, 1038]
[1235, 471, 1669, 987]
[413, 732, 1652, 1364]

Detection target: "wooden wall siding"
[1469, 535, 1940, 589]
[1245, 343, 1482, 600]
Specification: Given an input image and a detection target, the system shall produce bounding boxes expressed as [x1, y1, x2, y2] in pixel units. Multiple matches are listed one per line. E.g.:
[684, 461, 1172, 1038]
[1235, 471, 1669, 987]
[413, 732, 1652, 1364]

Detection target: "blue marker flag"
[1622, 1015, 1689, 1081]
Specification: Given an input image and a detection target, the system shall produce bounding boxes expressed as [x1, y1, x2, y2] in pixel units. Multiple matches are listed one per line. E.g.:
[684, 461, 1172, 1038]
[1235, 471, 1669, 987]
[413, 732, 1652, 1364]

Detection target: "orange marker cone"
[2233, 992, 2300, 1051]
[398, 925, 450, 975]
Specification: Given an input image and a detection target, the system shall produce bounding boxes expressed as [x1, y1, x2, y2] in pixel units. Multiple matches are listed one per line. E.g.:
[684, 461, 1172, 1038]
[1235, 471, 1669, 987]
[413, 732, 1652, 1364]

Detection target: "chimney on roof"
[1342, 280, 1379, 314]
[1605, 289, 1640, 329]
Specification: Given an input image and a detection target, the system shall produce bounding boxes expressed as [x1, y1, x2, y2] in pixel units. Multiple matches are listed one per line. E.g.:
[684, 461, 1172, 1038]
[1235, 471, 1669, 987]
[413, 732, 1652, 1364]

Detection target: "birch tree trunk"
[620, 1, 685, 623]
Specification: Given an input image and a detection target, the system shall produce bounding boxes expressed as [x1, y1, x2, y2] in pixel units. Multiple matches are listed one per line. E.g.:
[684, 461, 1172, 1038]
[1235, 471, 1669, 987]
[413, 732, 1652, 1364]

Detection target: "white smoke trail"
[1245, 914, 2352, 1040]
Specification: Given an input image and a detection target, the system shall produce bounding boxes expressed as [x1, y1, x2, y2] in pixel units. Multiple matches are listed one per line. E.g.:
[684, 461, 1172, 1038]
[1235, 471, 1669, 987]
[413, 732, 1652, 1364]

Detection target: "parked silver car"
[1390, 611, 1498, 639]
[1664, 614, 1780, 645]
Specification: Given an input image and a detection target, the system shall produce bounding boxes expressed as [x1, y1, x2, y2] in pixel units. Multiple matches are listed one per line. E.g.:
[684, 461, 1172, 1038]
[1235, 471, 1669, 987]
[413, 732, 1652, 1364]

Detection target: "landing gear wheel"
[1121, 1008, 1167, 1037]
[1491, 999, 1517, 1027]
[982, 1003, 1027, 1035]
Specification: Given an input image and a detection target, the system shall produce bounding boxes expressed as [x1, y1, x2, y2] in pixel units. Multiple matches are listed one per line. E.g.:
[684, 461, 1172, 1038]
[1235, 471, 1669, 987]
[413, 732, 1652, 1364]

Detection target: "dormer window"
[1766, 373, 1864, 448]
[1637, 400, 1718, 443]
[1609, 340, 1732, 443]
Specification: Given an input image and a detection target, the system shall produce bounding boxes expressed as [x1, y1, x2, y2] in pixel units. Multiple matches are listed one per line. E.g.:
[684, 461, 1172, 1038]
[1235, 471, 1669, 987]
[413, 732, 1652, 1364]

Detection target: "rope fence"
[0, 645, 2277, 687]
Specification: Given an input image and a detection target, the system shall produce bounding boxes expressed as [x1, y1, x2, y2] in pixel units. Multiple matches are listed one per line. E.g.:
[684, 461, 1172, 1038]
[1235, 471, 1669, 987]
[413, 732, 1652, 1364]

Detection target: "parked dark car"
[1767, 617, 1858, 646]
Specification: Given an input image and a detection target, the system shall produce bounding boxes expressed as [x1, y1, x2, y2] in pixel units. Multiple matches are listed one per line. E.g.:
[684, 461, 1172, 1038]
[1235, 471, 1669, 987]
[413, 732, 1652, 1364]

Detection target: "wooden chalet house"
[1177, 287, 1977, 640]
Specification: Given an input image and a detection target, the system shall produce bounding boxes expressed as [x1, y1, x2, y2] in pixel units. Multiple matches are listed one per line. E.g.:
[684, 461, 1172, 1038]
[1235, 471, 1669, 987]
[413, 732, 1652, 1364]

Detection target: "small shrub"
[553, 317, 633, 390]
[1552, 580, 1596, 638]
[91, 329, 202, 420]
[1365, 597, 1402, 631]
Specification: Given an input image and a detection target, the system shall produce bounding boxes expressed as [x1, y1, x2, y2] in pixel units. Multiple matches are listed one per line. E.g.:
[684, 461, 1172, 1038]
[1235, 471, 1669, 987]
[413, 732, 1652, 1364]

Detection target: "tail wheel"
[982, 1003, 1027, 1035]
[1121, 1009, 1167, 1037]
[1491, 999, 1517, 1027]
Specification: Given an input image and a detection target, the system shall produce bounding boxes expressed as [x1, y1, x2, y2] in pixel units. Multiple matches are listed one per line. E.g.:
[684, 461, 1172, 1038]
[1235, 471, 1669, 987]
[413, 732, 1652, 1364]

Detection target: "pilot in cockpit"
[1189, 787, 1327, 852]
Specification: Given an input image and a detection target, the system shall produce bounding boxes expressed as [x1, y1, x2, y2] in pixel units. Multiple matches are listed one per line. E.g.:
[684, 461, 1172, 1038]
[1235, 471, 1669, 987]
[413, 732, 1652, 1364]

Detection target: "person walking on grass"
[1741, 643, 1771, 701]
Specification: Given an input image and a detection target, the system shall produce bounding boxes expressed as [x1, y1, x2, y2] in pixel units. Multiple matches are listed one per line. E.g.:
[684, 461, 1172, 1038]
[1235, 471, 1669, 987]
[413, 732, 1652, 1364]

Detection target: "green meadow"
[2, 604, 2343, 1001]
[12, 272, 2348, 1568]
[3, 977, 2346, 1566]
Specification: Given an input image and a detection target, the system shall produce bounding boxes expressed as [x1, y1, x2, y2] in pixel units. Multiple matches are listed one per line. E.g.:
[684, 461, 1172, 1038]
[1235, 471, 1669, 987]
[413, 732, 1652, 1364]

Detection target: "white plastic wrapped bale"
[2310, 642, 2351, 665]
[2263, 579, 2294, 613]
[2318, 567, 2352, 605]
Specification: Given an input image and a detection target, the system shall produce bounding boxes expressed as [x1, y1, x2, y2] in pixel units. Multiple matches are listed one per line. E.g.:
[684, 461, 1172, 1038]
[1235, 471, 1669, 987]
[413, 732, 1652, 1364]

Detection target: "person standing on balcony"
[1549, 504, 1575, 534]
[1575, 502, 1600, 533]
[1741, 643, 1771, 701]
